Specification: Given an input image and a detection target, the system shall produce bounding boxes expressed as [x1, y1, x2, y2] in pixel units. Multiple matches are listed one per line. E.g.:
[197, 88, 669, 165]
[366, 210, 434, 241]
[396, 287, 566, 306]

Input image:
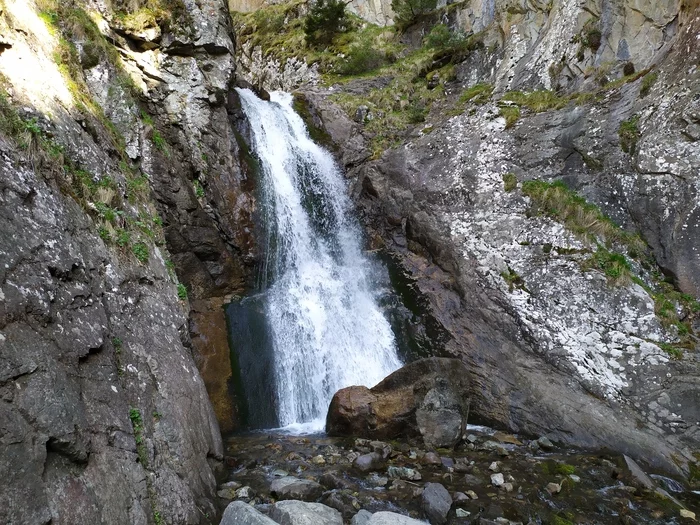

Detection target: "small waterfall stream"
[234, 88, 402, 431]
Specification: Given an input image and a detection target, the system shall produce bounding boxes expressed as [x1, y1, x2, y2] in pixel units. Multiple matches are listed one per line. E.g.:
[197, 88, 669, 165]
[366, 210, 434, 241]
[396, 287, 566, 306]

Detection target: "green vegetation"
[304, 0, 349, 46]
[555, 463, 576, 475]
[640, 72, 658, 98]
[659, 342, 683, 360]
[113, 0, 188, 33]
[193, 179, 205, 199]
[336, 40, 389, 76]
[618, 115, 640, 154]
[132, 242, 149, 263]
[459, 83, 493, 105]
[521, 180, 645, 252]
[584, 249, 632, 285]
[499, 105, 521, 128]
[177, 283, 188, 301]
[501, 267, 526, 292]
[129, 408, 148, 465]
[502, 90, 570, 112]
[502, 172, 517, 192]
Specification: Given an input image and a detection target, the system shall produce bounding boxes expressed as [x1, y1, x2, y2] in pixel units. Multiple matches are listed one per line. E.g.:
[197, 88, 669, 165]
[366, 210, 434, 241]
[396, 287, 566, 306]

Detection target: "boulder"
[421, 483, 452, 525]
[269, 500, 343, 525]
[353, 452, 386, 473]
[368, 511, 428, 524]
[326, 358, 470, 448]
[270, 477, 324, 501]
[221, 501, 278, 525]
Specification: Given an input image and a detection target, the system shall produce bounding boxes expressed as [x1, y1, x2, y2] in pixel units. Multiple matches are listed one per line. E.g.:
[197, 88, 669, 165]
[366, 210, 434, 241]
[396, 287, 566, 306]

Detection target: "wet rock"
[218, 481, 243, 499]
[270, 500, 343, 525]
[352, 509, 373, 525]
[272, 469, 289, 478]
[326, 358, 470, 448]
[421, 483, 452, 525]
[481, 441, 509, 457]
[353, 452, 385, 473]
[440, 457, 455, 470]
[368, 511, 427, 524]
[466, 490, 478, 500]
[367, 473, 389, 487]
[490, 473, 505, 487]
[311, 455, 326, 465]
[221, 501, 278, 525]
[453, 491, 469, 503]
[489, 462, 500, 472]
[454, 458, 471, 472]
[270, 477, 324, 501]
[680, 509, 696, 520]
[501, 483, 513, 493]
[321, 491, 359, 519]
[387, 466, 422, 481]
[320, 471, 355, 490]
[456, 508, 470, 518]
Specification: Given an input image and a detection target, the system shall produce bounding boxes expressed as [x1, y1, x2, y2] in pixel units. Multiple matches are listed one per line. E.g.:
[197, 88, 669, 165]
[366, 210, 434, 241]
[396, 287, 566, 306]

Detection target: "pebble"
[489, 461, 500, 472]
[680, 509, 695, 519]
[537, 437, 554, 450]
[546, 482, 561, 495]
[466, 490, 478, 500]
[311, 455, 326, 465]
[491, 473, 505, 487]
[456, 508, 471, 518]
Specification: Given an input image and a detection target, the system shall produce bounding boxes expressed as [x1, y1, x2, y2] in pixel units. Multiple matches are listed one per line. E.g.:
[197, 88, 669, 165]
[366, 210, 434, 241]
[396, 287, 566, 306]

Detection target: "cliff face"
[0, 0, 253, 522]
[274, 0, 700, 476]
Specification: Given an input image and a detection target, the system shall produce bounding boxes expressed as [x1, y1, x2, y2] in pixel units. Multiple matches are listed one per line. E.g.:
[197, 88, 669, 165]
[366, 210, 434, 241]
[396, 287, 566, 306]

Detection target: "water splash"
[236, 88, 402, 431]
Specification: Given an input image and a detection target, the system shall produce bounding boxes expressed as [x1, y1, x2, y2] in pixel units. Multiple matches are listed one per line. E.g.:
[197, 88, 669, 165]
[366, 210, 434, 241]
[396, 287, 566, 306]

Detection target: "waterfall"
[235, 88, 402, 431]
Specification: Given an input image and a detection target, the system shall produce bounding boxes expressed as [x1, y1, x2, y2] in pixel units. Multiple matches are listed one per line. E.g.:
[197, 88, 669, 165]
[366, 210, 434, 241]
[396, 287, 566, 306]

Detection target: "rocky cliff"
[234, 0, 700, 479]
[0, 0, 255, 522]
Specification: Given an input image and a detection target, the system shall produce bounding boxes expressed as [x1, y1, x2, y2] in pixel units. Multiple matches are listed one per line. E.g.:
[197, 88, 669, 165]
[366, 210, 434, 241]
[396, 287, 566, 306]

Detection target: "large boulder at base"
[220, 501, 278, 525]
[270, 477, 324, 501]
[326, 358, 470, 447]
[269, 500, 343, 525]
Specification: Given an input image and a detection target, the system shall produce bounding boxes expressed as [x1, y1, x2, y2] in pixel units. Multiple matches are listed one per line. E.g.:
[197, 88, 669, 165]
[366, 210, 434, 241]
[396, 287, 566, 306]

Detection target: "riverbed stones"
[387, 466, 422, 481]
[270, 501, 343, 525]
[221, 501, 278, 525]
[270, 477, 324, 501]
[326, 358, 470, 447]
[351, 509, 373, 525]
[490, 473, 505, 487]
[421, 482, 452, 524]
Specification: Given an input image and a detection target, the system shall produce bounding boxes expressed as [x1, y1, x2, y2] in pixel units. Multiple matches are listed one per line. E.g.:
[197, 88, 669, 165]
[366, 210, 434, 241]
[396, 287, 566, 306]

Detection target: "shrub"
[304, 0, 350, 46]
[424, 24, 467, 50]
[177, 283, 188, 300]
[391, 0, 438, 29]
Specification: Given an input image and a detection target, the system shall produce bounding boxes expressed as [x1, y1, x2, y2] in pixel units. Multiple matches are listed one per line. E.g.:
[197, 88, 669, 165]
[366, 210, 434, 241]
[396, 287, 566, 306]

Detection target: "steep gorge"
[1, 0, 699, 522]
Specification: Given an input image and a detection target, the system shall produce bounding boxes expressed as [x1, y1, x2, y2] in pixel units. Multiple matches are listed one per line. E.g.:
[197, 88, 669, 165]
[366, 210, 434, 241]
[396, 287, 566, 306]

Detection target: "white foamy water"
[236, 88, 402, 431]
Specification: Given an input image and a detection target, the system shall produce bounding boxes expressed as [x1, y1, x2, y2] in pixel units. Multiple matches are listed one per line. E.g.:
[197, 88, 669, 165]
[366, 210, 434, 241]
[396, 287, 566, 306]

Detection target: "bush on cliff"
[391, 0, 438, 29]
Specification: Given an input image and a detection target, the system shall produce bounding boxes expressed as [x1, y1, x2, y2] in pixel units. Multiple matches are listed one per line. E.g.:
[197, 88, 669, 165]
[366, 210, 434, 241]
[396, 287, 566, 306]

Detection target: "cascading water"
[234, 88, 402, 431]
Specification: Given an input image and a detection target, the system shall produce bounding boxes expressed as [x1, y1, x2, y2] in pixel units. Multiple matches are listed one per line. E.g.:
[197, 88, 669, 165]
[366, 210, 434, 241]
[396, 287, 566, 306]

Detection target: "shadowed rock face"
[302, 0, 700, 478]
[327, 358, 470, 448]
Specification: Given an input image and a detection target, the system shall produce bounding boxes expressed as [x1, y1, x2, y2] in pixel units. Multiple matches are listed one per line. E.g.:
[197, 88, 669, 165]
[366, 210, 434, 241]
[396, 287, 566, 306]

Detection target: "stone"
[466, 490, 478, 500]
[367, 473, 389, 487]
[622, 455, 656, 491]
[221, 501, 278, 525]
[537, 437, 554, 451]
[320, 471, 355, 490]
[501, 483, 513, 493]
[326, 358, 470, 449]
[270, 501, 343, 525]
[423, 452, 442, 465]
[235, 486, 256, 500]
[353, 452, 385, 473]
[367, 511, 428, 524]
[270, 477, 324, 501]
[453, 491, 469, 503]
[456, 508, 471, 518]
[311, 455, 326, 465]
[680, 509, 695, 519]
[421, 483, 452, 525]
[321, 491, 360, 519]
[490, 473, 505, 487]
[352, 509, 373, 525]
[387, 466, 422, 481]
[489, 461, 500, 472]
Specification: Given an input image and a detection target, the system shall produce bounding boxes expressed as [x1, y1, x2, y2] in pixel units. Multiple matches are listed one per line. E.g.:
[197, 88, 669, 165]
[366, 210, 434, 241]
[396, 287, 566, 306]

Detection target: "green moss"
[502, 172, 517, 192]
[659, 342, 683, 359]
[501, 267, 526, 292]
[177, 283, 188, 301]
[585, 249, 632, 285]
[459, 83, 493, 105]
[555, 463, 576, 475]
[619, 115, 640, 154]
[132, 242, 149, 263]
[128, 408, 148, 465]
[192, 179, 205, 199]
